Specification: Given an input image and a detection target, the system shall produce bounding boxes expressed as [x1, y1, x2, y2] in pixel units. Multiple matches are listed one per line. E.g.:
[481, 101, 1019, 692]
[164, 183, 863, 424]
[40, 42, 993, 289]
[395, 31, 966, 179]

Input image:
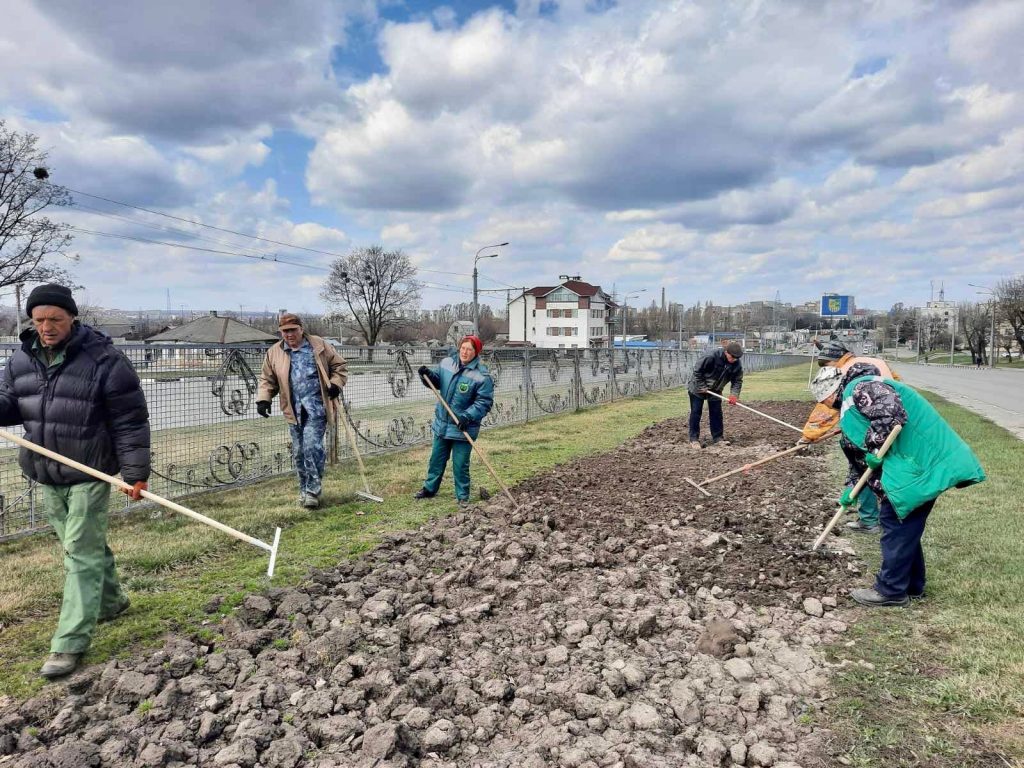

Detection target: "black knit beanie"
[25, 284, 78, 317]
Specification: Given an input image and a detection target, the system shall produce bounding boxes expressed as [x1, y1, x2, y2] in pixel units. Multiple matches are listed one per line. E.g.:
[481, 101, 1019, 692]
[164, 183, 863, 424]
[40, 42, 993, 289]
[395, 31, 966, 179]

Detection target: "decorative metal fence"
[0, 343, 804, 542]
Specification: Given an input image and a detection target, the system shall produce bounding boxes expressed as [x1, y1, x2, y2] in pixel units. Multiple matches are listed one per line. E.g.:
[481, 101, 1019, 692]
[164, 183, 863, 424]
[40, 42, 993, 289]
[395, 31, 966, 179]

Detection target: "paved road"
[895, 364, 1024, 440]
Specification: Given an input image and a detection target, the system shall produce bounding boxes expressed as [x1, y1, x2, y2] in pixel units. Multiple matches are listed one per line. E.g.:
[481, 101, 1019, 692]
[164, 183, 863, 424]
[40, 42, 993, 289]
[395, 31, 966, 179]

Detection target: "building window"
[547, 288, 577, 303]
[591, 309, 604, 319]
[564, 327, 578, 336]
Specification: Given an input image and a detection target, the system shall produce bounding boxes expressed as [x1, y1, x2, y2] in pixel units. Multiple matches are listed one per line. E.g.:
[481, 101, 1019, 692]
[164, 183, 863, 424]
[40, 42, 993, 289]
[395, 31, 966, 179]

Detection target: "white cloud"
[4, 0, 1024, 313]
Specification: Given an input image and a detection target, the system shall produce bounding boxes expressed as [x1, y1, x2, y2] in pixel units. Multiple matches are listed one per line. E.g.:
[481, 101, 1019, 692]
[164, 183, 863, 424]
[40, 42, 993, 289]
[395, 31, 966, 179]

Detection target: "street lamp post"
[473, 242, 508, 335]
[968, 283, 997, 368]
[619, 290, 646, 349]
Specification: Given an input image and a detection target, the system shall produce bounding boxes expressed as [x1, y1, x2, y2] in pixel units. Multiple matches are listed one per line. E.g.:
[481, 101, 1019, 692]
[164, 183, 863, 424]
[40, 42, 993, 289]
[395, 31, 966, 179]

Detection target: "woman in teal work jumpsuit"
[415, 335, 494, 503]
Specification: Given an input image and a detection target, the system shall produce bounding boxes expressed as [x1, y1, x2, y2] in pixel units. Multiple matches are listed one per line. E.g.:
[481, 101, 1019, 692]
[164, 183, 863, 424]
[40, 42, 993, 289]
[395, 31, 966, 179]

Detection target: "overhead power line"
[68, 226, 490, 298]
[55, 182, 478, 279]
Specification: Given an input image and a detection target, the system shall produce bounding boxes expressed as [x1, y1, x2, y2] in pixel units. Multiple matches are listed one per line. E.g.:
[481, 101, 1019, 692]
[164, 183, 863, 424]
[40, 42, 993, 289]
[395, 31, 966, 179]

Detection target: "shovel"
[811, 424, 902, 551]
[703, 390, 803, 434]
[422, 375, 522, 512]
[0, 428, 282, 578]
[684, 431, 839, 497]
[338, 399, 384, 503]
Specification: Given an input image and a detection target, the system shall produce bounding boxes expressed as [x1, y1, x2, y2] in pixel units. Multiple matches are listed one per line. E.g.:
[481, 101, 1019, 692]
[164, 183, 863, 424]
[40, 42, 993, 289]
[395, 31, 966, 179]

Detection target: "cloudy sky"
[1, 0, 1022, 316]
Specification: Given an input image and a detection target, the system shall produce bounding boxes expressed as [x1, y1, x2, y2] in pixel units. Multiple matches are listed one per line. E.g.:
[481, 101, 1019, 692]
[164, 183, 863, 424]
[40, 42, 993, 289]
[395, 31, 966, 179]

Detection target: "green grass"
[0, 365, 802, 697]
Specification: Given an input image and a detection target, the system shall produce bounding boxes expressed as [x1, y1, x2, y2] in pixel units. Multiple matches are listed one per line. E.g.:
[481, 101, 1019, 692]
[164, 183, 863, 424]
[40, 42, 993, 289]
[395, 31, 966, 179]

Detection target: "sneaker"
[99, 596, 131, 623]
[301, 493, 320, 509]
[40, 652, 81, 679]
[712, 438, 731, 446]
[844, 520, 881, 533]
[414, 488, 435, 500]
[850, 588, 909, 608]
[908, 591, 925, 600]
[456, 499, 471, 509]
[689, 440, 702, 450]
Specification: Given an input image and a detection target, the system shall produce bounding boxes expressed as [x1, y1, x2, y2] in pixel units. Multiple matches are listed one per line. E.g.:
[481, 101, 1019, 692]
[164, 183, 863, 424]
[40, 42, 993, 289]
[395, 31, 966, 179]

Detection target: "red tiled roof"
[517, 279, 617, 306]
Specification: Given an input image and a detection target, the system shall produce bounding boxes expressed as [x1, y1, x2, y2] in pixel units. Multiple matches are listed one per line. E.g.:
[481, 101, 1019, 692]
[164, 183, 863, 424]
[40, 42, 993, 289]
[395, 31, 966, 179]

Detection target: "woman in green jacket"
[817, 363, 985, 607]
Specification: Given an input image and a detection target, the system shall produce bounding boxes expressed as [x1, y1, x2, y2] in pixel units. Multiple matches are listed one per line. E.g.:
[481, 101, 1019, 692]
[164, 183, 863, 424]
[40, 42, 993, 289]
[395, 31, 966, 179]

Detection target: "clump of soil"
[1, 402, 861, 768]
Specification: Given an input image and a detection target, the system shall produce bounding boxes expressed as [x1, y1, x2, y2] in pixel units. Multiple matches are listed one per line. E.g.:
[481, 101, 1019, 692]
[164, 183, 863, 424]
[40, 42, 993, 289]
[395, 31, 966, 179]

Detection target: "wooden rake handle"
[812, 424, 903, 551]
[422, 375, 521, 511]
[338, 397, 376, 496]
[699, 430, 839, 487]
[704, 390, 804, 434]
[0, 428, 282, 576]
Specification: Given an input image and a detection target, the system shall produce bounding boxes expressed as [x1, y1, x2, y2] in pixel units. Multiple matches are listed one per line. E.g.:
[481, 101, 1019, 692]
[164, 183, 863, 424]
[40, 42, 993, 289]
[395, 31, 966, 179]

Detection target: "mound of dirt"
[1, 401, 860, 768]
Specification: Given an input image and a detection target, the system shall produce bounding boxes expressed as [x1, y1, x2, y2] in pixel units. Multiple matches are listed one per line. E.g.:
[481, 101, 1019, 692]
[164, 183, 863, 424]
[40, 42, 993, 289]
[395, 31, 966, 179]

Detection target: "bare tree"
[321, 245, 420, 347]
[958, 302, 989, 363]
[995, 276, 1024, 357]
[1, 122, 77, 292]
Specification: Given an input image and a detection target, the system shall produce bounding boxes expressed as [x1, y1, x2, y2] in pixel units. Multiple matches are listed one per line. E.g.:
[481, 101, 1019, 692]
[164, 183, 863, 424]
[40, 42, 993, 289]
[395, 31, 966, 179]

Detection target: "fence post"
[523, 349, 532, 423]
[572, 349, 582, 412]
[608, 348, 617, 402]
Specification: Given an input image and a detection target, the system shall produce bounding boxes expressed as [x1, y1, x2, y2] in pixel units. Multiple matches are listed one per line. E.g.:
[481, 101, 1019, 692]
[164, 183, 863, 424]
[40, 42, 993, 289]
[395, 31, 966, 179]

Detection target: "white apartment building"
[508, 276, 617, 348]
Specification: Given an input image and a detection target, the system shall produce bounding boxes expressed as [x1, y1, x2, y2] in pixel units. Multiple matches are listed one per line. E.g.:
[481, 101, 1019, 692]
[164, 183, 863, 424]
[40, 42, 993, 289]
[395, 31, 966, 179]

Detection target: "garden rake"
[0, 428, 282, 578]
[338, 401, 384, 503]
[422, 375, 521, 512]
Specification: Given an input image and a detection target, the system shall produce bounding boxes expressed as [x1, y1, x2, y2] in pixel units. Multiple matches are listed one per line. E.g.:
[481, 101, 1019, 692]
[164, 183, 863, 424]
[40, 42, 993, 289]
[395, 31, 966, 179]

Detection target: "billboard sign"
[820, 294, 851, 317]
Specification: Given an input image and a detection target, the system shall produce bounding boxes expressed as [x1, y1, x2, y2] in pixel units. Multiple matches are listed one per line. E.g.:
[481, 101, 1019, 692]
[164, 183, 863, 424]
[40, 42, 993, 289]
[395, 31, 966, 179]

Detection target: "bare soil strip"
[1, 403, 867, 768]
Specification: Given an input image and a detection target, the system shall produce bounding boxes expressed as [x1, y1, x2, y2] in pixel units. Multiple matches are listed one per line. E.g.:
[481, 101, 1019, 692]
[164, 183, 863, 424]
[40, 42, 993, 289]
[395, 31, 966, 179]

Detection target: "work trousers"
[43, 481, 127, 654]
[688, 392, 723, 442]
[858, 489, 880, 527]
[423, 435, 473, 501]
[289, 406, 327, 497]
[875, 497, 935, 599]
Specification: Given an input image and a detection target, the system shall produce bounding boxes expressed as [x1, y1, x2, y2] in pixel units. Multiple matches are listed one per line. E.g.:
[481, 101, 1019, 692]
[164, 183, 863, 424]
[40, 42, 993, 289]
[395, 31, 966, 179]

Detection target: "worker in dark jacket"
[414, 335, 494, 505]
[0, 284, 150, 679]
[687, 341, 744, 447]
[815, 362, 985, 607]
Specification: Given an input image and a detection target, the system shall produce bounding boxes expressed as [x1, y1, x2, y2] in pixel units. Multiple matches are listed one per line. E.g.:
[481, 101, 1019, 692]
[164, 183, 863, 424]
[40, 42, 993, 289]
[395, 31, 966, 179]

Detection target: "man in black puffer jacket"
[0, 284, 151, 679]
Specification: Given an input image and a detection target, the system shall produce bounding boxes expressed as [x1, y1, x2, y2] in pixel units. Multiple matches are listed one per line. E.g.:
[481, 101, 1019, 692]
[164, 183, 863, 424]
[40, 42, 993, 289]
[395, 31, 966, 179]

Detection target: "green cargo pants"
[423, 436, 473, 501]
[858, 489, 880, 528]
[44, 481, 127, 654]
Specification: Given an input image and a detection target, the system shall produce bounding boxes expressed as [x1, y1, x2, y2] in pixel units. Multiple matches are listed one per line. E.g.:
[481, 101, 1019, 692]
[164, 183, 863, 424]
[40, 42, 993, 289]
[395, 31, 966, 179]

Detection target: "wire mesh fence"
[0, 342, 804, 542]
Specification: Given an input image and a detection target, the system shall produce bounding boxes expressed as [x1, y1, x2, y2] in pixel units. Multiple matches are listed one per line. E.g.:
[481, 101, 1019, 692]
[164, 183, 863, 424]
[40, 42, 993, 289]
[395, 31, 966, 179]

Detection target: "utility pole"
[772, 290, 779, 352]
[990, 299, 997, 367]
[949, 310, 956, 365]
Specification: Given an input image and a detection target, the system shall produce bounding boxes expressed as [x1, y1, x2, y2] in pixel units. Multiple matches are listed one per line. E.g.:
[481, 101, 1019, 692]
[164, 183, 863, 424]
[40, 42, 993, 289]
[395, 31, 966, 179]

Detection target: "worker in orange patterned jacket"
[799, 340, 899, 533]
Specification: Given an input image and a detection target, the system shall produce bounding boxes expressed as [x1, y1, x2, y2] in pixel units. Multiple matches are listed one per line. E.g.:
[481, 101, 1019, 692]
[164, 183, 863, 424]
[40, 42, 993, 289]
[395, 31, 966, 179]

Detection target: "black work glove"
[327, 383, 341, 399]
[450, 410, 464, 429]
[418, 366, 440, 388]
[256, 400, 272, 418]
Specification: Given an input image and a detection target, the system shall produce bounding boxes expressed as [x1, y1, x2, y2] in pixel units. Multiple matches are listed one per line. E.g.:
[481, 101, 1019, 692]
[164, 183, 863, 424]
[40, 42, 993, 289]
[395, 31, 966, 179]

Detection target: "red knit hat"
[459, 335, 483, 356]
